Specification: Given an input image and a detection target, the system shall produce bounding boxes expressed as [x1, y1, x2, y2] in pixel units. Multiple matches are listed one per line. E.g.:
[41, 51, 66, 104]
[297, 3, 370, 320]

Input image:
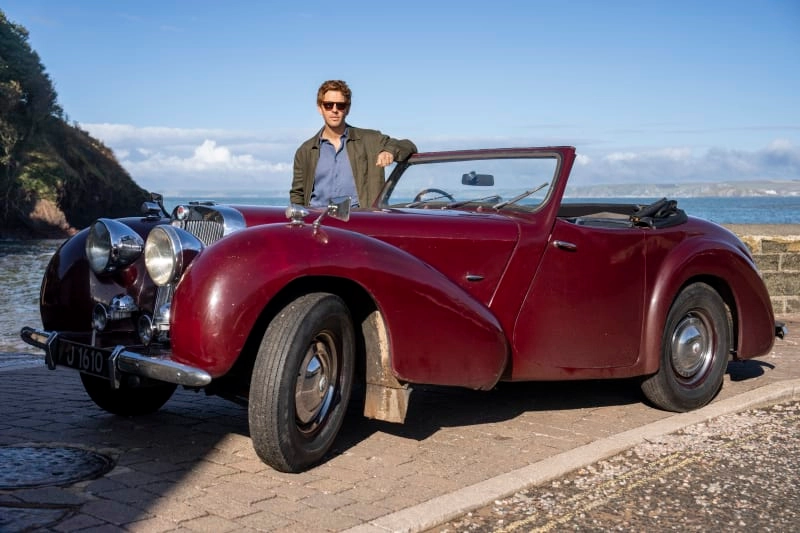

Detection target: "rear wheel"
[641, 283, 731, 412]
[80, 373, 176, 416]
[249, 293, 355, 473]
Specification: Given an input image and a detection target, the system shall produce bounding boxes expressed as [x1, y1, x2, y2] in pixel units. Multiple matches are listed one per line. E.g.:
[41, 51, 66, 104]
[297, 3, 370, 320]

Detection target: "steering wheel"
[413, 188, 455, 203]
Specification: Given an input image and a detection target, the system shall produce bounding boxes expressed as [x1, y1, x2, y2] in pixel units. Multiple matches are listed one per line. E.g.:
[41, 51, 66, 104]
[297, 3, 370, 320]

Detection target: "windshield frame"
[376, 147, 568, 213]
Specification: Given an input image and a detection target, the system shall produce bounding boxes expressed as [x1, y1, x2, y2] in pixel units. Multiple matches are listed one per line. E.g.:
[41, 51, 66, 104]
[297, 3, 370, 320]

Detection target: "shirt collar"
[317, 125, 350, 144]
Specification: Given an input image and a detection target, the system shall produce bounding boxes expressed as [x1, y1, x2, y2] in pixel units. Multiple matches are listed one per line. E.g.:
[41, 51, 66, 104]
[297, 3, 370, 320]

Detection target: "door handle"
[553, 240, 577, 252]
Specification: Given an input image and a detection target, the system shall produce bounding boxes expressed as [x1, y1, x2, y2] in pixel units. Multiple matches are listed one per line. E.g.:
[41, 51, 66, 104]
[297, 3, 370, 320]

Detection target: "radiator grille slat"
[181, 220, 224, 246]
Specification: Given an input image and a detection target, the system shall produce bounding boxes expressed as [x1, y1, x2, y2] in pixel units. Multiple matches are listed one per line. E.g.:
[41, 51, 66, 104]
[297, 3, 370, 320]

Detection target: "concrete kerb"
[346, 379, 800, 533]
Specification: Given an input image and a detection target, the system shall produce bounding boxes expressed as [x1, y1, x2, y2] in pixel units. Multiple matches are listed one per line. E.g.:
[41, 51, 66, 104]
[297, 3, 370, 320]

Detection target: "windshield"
[380, 154, 559, 211]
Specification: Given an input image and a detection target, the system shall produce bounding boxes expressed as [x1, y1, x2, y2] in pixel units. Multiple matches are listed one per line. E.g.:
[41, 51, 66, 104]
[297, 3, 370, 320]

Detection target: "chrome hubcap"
[671, 313, 713, 382]
[295, 333, 338, 434]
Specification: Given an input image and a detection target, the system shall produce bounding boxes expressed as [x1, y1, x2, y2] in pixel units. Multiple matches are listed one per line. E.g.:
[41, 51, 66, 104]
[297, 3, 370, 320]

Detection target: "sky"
[3, 0, 799, 196]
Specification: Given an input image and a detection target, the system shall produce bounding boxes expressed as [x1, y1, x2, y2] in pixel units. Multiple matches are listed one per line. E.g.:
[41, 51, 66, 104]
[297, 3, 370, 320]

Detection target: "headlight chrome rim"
[86, 219, 144, 274]
[144, 225, 204, 286]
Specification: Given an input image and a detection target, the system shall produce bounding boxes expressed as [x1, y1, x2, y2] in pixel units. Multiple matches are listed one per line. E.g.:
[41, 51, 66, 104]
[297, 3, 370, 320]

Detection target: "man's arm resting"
[386, 138, 417, 161]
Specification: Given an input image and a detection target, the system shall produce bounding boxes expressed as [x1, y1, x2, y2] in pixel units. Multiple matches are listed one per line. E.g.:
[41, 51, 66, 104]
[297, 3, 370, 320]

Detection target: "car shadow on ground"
[335, 356, 777, 447]
[727, 359, 773, 381]
[335, 377, 645, 446]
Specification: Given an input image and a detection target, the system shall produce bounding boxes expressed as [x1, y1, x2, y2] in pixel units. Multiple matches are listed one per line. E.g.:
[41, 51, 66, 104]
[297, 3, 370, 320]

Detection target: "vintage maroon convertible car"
[21, 146, 784, 472]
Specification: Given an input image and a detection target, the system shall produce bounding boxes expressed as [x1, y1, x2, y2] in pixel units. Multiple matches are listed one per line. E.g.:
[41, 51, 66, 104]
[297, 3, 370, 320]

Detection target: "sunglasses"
[321, 101, 349, 111]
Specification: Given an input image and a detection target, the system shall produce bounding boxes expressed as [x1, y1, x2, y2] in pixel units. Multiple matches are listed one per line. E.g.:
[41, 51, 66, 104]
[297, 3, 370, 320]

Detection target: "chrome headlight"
[144, 225, 204, 286]
[86, 219, 145, 274]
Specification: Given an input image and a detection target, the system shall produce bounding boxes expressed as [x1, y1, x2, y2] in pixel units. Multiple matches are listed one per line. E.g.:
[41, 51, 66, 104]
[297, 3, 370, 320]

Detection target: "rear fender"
[643, 238, 775, 372]
[170, 223, 509, 389]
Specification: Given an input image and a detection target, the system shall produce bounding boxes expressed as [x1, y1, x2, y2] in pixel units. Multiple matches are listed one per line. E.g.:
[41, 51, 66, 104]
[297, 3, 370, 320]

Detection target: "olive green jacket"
[290, 125, 417, 207]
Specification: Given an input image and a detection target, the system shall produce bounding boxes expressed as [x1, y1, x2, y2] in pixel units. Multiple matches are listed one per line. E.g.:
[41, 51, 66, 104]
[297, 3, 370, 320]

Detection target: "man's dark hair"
[317, 80, 352, 105]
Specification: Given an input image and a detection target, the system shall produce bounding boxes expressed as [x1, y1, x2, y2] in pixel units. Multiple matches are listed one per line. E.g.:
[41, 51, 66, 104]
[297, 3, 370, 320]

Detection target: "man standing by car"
[291, 80, 417, 208]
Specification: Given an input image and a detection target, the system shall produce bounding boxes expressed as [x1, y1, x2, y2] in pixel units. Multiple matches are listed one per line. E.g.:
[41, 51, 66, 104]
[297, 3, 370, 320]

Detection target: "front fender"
[169, 223, 509, 389]
[40, 230, 93, 331]
[643, 236, 775, 372]
[39, 216, 167, 331]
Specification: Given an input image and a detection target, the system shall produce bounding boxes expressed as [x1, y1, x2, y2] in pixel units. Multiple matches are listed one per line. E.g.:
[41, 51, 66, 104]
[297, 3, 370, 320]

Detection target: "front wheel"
[80, 373, 177, 416]
[249, 293, 355, 473]
[641, 283, 731, 412]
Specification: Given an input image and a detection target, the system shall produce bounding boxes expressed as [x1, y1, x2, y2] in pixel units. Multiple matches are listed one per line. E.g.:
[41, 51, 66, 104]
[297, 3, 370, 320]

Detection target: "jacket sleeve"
[384, 137, 417, 162]
[290, 148, 305, 205]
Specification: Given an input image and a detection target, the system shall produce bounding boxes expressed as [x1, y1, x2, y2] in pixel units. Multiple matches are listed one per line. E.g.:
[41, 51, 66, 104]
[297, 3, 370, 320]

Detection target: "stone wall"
[727, 225, 800, 315]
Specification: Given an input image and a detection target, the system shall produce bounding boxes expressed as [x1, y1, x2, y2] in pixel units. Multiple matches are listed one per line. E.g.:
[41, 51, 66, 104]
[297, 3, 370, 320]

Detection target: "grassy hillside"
[1, 10, 149, 238]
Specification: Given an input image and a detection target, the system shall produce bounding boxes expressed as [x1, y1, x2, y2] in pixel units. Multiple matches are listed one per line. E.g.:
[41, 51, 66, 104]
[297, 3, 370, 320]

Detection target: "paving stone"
[300, 491, 357, 510]
[291, 505, 362, 531]
[303, 476, 357, 494]
[253, 496, 310, 518]
[236, 509, 295, 531]
[81, 498, 151, 525]
[179, 513, 242, 532]
[124, 515, 183, 533]
[1, 317, 797, 532]
[51, 512, 106, 532]
[186, 491, 257, 519]
[338, 501, 394, 521]
[145, 497, 209, 523]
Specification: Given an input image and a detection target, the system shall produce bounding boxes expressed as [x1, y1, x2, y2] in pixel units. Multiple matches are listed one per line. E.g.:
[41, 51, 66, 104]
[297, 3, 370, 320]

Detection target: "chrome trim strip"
[20, 326, 212, 388]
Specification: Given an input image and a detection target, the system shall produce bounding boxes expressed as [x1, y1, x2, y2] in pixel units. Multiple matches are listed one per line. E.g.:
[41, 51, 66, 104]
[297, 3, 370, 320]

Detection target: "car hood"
[232, 204, 521, 305]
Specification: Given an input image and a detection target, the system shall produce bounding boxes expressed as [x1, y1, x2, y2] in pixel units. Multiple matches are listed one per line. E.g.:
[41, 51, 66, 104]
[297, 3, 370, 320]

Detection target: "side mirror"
[311, 196, 352, 232]
[327, 196, 351, 222]
[462, 171, 494, 186]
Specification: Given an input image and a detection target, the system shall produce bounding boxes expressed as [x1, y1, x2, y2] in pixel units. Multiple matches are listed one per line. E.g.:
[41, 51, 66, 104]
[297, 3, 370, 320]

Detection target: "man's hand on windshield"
[376, 151, 394, 167]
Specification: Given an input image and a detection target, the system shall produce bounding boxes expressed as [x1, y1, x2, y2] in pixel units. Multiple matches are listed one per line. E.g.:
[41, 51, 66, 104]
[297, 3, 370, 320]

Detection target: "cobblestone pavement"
[431, 400, 800, 532]
[0, 316, 797, 532]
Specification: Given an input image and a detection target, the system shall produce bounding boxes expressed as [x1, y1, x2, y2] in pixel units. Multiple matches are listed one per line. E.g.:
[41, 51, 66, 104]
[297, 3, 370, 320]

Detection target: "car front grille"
[179, 220, 225, 246]
[171, 204, 246, 246]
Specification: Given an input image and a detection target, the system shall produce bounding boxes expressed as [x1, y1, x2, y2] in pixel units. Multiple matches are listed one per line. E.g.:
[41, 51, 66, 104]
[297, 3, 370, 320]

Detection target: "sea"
[2, 195, 798, 366]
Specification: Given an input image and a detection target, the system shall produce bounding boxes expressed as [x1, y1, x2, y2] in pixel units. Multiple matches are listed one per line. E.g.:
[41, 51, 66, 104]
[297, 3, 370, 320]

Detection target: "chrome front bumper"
[20, 326, 212, 388]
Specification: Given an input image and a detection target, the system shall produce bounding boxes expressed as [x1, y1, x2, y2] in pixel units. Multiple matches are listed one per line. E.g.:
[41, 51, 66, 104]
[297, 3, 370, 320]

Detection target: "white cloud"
[82, 123, 299, 195]
[769, 139, 793, 151]
[572, 141, 800, 186]
[81, 123, 800, 195]
[85, 123, 230, 145]
[604, 151, 639, 162]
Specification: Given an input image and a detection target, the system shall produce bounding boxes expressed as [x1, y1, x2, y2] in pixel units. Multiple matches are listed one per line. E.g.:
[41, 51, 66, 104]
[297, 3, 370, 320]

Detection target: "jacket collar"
[314, 124, 358, 148]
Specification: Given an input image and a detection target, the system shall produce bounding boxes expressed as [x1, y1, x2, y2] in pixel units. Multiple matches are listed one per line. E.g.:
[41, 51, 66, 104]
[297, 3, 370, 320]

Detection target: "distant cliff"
[1, 10, 149, 239]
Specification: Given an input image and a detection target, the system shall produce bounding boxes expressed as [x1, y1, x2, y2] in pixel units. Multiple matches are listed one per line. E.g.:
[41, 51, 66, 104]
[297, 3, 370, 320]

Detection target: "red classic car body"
[22, 146, 782, 472]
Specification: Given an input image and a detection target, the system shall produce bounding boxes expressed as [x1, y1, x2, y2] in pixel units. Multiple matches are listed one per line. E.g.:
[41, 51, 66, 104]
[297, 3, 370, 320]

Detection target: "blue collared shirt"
[310, 128, 359, 207]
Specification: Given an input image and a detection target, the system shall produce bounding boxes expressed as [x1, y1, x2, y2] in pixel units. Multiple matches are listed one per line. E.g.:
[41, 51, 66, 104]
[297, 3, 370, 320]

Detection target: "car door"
[511, 218, 647, 379]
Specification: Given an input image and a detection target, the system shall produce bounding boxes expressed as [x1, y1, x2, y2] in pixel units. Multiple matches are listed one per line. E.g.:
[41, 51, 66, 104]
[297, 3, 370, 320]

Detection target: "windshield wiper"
[444, 195, 502, 209]
[493, 182, 549, 210]
[405, 194, 451, 208]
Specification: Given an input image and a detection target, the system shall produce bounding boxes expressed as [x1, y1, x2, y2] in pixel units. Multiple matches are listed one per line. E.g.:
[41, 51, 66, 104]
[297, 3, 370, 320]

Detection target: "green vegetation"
[1, 10, 149, 238]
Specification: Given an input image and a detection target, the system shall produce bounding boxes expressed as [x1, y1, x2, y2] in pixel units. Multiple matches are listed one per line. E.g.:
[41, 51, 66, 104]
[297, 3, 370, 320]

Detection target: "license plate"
[56, 339, 111, 379]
